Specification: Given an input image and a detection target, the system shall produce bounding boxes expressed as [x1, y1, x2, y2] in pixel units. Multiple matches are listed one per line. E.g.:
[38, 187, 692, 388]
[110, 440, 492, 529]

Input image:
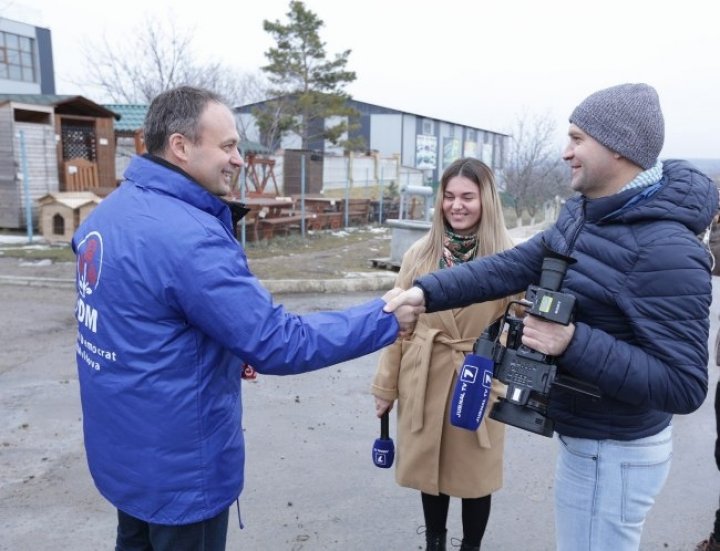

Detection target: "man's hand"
[374, 396, 393, 418]
[521, 314, 575, 356]
[381, 287, 404, 303]
[383, 286, 426, 313]
[382, 287, 425, 336]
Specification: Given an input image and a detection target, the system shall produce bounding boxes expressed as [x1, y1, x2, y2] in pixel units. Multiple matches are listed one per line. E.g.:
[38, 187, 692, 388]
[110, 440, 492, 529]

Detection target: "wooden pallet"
[369, 257, 401, 272]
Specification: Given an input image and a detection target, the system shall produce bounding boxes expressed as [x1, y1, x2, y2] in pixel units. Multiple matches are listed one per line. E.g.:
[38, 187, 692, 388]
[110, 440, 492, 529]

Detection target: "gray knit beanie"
[569, 83, 664, 169]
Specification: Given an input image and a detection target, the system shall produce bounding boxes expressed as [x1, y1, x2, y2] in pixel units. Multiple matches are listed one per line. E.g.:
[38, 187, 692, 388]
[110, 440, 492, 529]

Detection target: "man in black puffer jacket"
[385, 83, 719, 551]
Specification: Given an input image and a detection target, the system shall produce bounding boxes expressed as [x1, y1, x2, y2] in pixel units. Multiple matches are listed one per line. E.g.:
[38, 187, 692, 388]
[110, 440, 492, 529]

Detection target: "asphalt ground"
[1, 281, 719, 550]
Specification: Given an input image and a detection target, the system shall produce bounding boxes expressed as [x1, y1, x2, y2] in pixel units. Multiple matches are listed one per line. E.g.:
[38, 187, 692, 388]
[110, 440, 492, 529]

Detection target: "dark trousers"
[421, 492, 492, 547]
[713, 381, 720, 539]
[115, 508, 229, 551]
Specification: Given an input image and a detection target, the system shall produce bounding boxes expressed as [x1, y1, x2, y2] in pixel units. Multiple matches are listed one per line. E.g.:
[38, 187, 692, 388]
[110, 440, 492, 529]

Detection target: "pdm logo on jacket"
[76, 231, 103, 299]
[75, 231, 103, 334]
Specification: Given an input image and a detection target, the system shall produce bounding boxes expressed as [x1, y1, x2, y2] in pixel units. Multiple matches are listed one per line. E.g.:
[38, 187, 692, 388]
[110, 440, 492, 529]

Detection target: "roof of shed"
[241, 140, 273, 154]
[0, 94, 120, 119]
[103, 102, 271, 153]
[37, 192, 102, 209]
[104, 104, 147, 131]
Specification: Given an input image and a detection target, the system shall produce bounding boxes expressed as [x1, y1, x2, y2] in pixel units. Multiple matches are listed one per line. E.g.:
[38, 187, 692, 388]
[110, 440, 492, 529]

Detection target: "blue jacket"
[415, 160, 717, 440]
[72, 155, 399, 524]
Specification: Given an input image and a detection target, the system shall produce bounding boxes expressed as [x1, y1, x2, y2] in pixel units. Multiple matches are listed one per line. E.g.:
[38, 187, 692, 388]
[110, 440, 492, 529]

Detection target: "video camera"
[474, 250, 601, 437]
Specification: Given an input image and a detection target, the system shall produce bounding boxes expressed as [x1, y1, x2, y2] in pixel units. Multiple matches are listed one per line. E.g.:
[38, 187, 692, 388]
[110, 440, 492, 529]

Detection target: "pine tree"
[257, 1, 363, 152]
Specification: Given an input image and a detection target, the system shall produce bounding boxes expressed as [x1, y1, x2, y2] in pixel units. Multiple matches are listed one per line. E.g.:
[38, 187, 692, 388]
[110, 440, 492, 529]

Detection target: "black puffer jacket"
[416, 160, 718, 439]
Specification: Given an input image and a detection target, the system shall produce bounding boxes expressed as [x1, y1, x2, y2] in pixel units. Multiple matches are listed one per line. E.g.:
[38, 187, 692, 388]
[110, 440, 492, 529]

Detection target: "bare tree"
[191, 65, 269, 111]
[79, 16, 265, 106]
[503, 112, 569, 223]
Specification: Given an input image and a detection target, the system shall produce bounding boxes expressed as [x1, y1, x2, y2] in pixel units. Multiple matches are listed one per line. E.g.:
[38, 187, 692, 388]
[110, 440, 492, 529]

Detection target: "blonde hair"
[411, 158, 514, 280]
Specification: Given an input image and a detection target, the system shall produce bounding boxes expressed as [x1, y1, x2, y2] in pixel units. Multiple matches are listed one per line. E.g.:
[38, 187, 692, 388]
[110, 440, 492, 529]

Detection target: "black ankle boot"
[696, 534, 720, 551]
[459, 541, 480, 551]
[425, 529, 447, 551]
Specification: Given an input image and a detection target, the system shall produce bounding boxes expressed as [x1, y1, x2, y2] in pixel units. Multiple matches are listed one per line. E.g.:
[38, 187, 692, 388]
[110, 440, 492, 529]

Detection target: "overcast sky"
[6, 0, 719, 159]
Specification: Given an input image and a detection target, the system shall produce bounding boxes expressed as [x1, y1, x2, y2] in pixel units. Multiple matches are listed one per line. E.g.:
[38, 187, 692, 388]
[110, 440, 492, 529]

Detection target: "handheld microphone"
[450, 353, 495, 431]
[372, 411, 395, 468]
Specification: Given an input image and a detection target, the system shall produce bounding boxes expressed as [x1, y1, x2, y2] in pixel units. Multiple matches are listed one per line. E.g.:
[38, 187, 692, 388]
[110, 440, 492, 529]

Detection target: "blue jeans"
[554, 424, 672, 551]
[115, 508, 229, 551]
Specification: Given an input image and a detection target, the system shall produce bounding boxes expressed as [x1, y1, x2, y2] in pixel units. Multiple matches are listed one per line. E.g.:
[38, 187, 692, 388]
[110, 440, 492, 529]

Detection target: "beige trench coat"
[371, 241, 511, 498]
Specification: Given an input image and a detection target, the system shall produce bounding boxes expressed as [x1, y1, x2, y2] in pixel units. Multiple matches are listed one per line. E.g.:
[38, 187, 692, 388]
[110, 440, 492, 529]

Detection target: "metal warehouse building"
[235, 97, 510, 185]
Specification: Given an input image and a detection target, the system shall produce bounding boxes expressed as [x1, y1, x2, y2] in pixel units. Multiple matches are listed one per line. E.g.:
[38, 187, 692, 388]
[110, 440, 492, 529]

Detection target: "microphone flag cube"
[372, 439, 394, 468]
[450, 353, 494, 431]
[372, 411, 395, 468]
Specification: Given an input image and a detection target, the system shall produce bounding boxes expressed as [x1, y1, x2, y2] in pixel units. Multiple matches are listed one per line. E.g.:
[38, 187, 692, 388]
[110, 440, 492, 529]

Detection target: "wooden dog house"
[37, 191, 101, 243]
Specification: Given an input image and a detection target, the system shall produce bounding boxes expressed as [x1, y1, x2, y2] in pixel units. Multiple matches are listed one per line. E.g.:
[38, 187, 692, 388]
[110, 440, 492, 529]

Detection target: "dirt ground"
[244, 227, 393, 280]
[0, 226, 393, 283]
[0, 220, 547, 284]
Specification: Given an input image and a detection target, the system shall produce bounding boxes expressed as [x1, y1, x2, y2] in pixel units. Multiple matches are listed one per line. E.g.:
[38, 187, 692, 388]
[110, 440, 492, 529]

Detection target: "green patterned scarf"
[440, 228, 478, 268]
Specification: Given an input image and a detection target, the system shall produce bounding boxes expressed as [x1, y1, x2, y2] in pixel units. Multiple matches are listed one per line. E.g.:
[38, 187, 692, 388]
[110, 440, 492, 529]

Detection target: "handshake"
[381, 286, 427, 337]
[380, 285, 576, 357]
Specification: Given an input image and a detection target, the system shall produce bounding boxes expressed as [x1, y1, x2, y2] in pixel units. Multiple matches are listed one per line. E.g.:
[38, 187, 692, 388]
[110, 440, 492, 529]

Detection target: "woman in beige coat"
[372, 158, 516, 551]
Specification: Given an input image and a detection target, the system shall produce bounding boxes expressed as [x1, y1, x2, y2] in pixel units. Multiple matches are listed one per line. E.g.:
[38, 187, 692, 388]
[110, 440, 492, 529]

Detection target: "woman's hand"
[374, 396, 393, 418]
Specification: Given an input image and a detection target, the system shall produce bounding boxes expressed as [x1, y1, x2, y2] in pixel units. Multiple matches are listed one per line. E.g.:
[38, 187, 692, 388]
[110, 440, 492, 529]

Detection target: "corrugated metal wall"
[0, 107, 59, 229]
[282, 149, 323, 196]
[14, 121, 59, 228]
[0, 105, 19, 227]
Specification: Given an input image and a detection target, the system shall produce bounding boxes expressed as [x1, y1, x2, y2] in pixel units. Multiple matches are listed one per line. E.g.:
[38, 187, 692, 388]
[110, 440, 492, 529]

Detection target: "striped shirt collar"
[618, 160, 663, 194]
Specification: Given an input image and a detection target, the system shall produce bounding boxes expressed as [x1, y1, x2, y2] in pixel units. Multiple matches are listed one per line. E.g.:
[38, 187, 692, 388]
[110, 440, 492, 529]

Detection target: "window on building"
[0, 31, 36, 82]
[14, 109, 50, 124]
[422, 120, 434, 135]
[61, 120, 97, 161]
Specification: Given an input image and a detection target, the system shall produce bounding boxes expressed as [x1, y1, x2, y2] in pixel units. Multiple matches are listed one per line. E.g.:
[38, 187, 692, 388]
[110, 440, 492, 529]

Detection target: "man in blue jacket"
[72, 86, 422, 551]
[384, 83, 718, 551]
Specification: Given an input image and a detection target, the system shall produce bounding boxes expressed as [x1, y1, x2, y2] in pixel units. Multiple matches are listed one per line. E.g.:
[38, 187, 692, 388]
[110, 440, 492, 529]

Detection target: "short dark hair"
[143, 86, 227, 155]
